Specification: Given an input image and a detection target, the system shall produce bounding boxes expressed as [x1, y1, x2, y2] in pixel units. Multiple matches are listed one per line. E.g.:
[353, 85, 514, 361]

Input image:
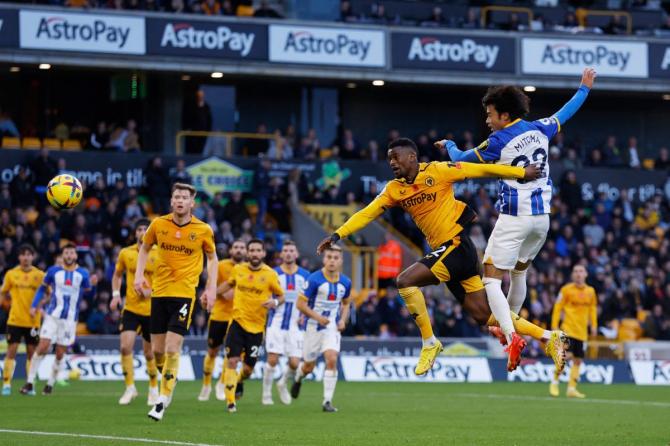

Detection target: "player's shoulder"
[75, 266, 90, 278]
[339, 273, 352, 287]
[307, 269, 325, 283]
[46, 265, 63, 275]
[262, 264, 278, 275]
[297, 267, 311, 278]
[190, 216, 214, 232]
[220, 258, 235, 267]
[119, 245, 134, 256]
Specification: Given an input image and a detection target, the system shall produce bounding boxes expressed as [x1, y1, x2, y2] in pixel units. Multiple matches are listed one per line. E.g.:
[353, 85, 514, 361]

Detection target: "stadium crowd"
[1, 138, 670, 344]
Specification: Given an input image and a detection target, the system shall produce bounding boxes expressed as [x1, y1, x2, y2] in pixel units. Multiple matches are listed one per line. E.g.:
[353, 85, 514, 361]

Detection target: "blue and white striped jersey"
[301, 269, 351, 331]
[41, 266, 92, 322]
[267, 266, 310, 331]
[475, 117, 557, 216]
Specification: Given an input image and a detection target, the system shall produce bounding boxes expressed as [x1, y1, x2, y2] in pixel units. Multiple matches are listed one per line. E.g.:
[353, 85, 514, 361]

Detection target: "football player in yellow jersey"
[111, 218, 160, 406]
[550, 264, 598, 398]
[1, 244, 44, 395]
[136, 183, 218, 422]
[317, 138, 566, 375]
[198, 239, 247, 402]
[214, 238, 284, 413]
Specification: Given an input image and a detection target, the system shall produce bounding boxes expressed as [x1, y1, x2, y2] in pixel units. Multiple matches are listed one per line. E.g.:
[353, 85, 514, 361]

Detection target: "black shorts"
[207, 319, 230, 349]
[7, 325, 39, 346]
[120, 309, 152, 343]
[566, 336, 585, 358]
[419, 235, 484, 303]
[225, 320, 264, 368]
[151, 297, 194, 337]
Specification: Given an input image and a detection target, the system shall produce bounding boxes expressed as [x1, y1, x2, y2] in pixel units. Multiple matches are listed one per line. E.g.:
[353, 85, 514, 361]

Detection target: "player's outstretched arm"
[434, 140, 483, 163]
[456, 162, 540, 181]
[553, 67, 595, 126]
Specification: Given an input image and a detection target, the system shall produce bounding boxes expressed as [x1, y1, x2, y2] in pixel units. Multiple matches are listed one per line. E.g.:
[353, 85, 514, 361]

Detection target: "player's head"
[482, 86, 530, 131]
[229, 239, 247, 263]
[387, 138, 419, 180]
[280, 240, 299, 265]
[135, 218, 151, 243]
[246, 238, 266, 268]
[571, 264, 588, 285]
[171, 183, 196, 217]
[18, 244, 35, 268]
[322, 244, 343, 273]
[61, 243, 78, 266]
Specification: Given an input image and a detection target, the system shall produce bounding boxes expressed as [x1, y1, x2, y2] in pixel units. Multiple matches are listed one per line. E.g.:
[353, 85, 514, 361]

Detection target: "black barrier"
[146, 17, 267, 60]
[0, 150, 666, 202]
[649, 43, 670, 79]
[0, 9, 18, 48]
[391, 32, 515, 73]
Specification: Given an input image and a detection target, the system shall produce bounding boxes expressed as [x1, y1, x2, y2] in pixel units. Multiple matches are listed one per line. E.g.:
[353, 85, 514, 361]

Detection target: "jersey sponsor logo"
[408, 37, 500, 68]
[159, 242, 194, 255]
[399, 191, 437, 209]
[237, 284, 263, 295]
[508, 359, 614, 384]
[160, 22, 255, 56]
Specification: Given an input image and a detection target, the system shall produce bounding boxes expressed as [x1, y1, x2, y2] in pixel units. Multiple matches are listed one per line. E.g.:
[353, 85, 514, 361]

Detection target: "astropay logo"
[20, 10, 145, 54]
[269, 25, 385, 67]
[542, 43, 630, 71]
[408, 37, 499, 68]
[160, 22, 255, 56]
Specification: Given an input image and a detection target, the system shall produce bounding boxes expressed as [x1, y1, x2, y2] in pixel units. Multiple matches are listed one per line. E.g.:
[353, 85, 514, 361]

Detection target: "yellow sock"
[223, 367, 237, 405]
[146, 358, 158, 388]
[155, 353, 165, 371]
[553, 369, 561, 382]
[218, 357, 228, 384]
[121, 354, 134, 387]
[568, 362, 580, 389]
[3, 358, 15, 386]
[203, 355, 215, 386]
[398, 287, 434, 341]
[159, 352, 180, 398]
[510, 311, 545, 341]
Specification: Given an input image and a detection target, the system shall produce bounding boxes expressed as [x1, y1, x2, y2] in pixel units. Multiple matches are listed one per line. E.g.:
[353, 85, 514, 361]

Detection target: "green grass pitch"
[1, 380, 669, 446]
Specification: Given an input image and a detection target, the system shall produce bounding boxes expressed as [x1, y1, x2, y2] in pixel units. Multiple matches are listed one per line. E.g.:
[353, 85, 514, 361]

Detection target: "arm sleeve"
[143, 221, 157, 246]
[228, 265, 238, 287]
[300, 277, 318, 302]
[553, 85, 590, 128]
[445, 141, 484, 163]
[202, 226, 215, 254]
[114, 251, 126, 274]
[0, 273, 11, 294]
[472, 138, 503, 163]
[270, 273, 284, 296]
[334, 189, 394, 239]
[551, 291, 566, 330]
[32, 285, 48, 309]
[437, 161, 525, 182]
[343, 280, 352, 300]
[589, 290, 598, 330]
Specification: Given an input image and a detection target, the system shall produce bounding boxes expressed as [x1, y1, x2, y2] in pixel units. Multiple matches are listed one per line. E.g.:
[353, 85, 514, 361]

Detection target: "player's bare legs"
[395, 262, 444, 375]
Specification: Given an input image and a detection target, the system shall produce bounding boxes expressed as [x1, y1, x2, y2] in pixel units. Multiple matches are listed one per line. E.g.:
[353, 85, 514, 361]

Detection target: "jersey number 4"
[179, 304, 189, 318]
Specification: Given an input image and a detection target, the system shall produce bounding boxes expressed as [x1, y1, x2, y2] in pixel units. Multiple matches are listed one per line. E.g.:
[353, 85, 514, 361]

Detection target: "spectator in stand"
[377, 233, 402, 289]
[29, 148, 58, 202]
[562, 148, 583, 170]
[602, 135, 625, 166]
[222, 190, 250, 234]
[254, 156, 271, 229]
[340, 0, 357, 22]
[145, 156, 171, 215]
[460, 8, 480, 29]
[185, 89, 212, 154]
[201, 0, 221, 15]
[170, 159, 192, 186]
[123, 119, 141, 152]
[267, 129, 293, 159]
[167, 0, 186, 13]
[88, 121, 109, 150]
[656, 147, 670, 170]
[603, 15, 627, 35]
[355, 299, 382, 336]
[105, 123, 128, 151]
[586, 148, 605, 167]
[366, 140, 381, 162]
[0, 111, 20, 138]
[267, 177, 291, 232]
[246, 123, 270, 157]
[10, 166, 33, 209]
[367, 2, 388, 25]
[563, 12, 578, 28]
[559, 170, 583, 213]
[502, 13, 522, 31]
[221, 0, 234, 15]
[626, 136, 641, 169]
[421, 6, 447, 27]
[254, 0, 281, 18]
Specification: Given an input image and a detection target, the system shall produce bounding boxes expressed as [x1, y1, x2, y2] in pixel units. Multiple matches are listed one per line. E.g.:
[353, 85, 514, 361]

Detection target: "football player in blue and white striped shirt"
[21, 244, 96, 396]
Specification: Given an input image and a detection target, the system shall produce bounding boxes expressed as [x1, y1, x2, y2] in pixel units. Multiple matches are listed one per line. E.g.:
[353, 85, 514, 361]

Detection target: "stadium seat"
[236, 5, 254, 16]
[1, 136, 20, 149]
[43, 138, 62, 150]
[642, 159, 655, 169]
[618, 318, 642, 341]
[62, 139, 82, 151]
[21, 137, 42, 149]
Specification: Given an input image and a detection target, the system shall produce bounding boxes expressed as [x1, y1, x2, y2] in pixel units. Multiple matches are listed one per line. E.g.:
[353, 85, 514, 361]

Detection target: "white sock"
[422, 335, 438, 347]
[551, 377, 559, 385]
[280, 365, 296, 386]
[262, 365, 275, 398]
[294, 364, 305, 383]
[484, 277, 515, 344]
[323, 369, 337, 404]
[47, 358, 63, 386]
[542, 330, 552, 341]
[508, 269, 528, 314]
[27, 354, 44, 385]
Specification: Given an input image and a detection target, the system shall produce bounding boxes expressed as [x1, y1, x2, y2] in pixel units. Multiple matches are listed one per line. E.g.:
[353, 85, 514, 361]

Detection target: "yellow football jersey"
[1, 266, 44, 328]
[142, 214, 215, 299]
[229, 262, 283, 334]
[335, 162, 525, 249]
[551, 283, 598, 342]
[115, 244, 158, 316]
[210, 259, 238, 322]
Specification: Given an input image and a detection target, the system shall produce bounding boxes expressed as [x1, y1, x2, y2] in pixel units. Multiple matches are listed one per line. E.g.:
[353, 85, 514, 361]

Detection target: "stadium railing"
[175, 131, 280, 157]
[480, 6, 534, 29]
[577, 8, 633, 34]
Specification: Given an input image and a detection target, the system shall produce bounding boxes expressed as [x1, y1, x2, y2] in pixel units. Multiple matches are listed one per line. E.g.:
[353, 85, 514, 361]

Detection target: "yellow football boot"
[549, 382, 559, 397]
[567, 388, 586, 399]
[545, 331, 568, 374]
[415, 340, 443, 376]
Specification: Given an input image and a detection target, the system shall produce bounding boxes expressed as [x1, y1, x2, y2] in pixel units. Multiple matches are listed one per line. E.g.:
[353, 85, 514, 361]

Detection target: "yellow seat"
[62, 139, 82, 151]
[642, 158, 654, 169]
[618, 318, 642, 341]
[236, 5, 254, 16]
[319, 148, 333, 159]
[22, 137, 41, 149]
[2, 136, 20, 149]
[43, 138, 61, 150]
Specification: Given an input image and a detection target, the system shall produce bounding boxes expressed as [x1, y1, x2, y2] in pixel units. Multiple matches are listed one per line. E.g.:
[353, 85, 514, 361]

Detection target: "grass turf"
[0, 380, 668, 446]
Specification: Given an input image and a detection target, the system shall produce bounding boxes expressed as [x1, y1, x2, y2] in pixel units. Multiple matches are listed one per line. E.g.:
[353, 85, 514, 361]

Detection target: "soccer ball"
[46, 174, 83, 210]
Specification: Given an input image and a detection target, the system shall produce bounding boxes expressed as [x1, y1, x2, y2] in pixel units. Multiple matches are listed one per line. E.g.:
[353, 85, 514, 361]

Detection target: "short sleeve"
[533, 117, 560, 140]
[270, 272, 284, 296]
[143, 220, 158, 246]
[43, 267, 57, 287]
[343, 280, 352, 300]
[474, 137, 503, 163]
[114, 250, 126, 274]
[80, 269, 91, 290]
[202, 225, 215, 254]
[302, 276, 318, 300]
[228, 265, 239, 286]
[1, 272, 12, 293]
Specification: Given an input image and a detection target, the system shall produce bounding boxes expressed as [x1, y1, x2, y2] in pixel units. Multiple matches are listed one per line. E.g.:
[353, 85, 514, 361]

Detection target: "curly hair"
[482, 86, 530, 121]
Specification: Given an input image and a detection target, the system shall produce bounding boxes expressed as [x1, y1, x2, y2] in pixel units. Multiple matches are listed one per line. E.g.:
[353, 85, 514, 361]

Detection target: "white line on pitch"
[452, 392, 670, 408]
[0, 429, 224, 446]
